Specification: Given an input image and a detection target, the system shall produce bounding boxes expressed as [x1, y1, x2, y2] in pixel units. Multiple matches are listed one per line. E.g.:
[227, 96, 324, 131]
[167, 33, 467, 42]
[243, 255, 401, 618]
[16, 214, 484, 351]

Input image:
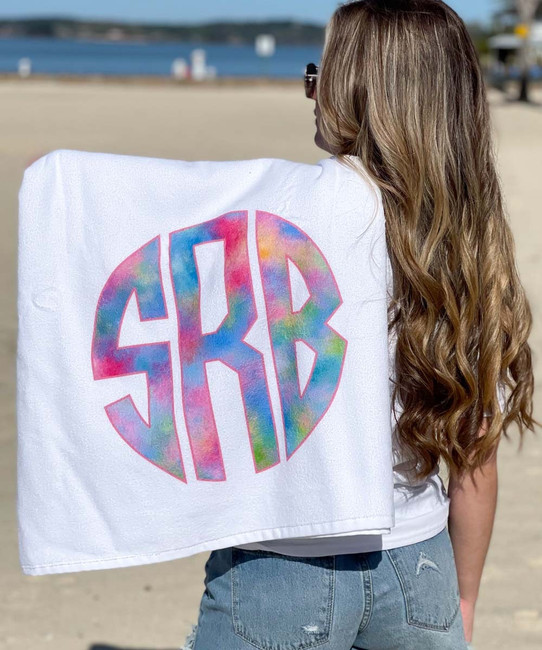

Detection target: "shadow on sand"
[89, 645, 180, 650]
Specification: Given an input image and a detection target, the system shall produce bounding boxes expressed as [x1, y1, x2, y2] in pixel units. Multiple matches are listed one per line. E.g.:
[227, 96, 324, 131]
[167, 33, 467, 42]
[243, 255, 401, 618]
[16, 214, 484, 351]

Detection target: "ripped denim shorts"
[182, 526, 470, 650]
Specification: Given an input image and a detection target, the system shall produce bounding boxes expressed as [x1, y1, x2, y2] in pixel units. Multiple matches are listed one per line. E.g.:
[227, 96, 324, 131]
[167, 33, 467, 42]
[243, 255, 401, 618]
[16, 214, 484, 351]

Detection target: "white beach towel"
[17, 149, 395, 575]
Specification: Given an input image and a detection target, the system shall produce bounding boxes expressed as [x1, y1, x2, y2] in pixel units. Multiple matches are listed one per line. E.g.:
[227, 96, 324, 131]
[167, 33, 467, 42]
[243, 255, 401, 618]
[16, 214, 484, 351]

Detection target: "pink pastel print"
[91, 237, 186, 481]
[169, 211, 279, 481]
[92, 212, 347, 483]
[256, 211, 347, 458]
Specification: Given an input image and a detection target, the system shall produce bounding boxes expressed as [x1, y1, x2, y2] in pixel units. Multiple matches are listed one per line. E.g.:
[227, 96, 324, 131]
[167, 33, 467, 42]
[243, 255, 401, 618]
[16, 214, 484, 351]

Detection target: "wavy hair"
[317, 0, 539, 482]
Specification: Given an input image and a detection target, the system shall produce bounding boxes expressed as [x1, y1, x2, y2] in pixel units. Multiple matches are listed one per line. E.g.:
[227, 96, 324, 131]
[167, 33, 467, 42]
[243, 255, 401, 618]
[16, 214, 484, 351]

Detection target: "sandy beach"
[0, 79, 540, 650]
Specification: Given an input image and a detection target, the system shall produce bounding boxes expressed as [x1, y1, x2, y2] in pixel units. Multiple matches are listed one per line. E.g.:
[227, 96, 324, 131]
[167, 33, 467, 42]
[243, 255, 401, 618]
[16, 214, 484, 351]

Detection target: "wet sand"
[0, 79, 540, 649]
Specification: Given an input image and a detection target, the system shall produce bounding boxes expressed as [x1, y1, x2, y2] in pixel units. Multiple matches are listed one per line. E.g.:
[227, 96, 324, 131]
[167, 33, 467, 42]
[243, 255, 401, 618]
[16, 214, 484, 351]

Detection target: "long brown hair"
[317, 0, 539, 482]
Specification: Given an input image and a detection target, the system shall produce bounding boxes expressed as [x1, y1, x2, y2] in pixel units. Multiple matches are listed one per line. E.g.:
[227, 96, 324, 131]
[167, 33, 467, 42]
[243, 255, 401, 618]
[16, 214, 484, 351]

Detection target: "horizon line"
[0, 14, 493, 28]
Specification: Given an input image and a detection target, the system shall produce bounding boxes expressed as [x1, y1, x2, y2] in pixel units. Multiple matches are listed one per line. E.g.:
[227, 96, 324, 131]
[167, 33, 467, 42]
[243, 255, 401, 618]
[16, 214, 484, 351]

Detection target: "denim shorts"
[182, 526, 471, 650]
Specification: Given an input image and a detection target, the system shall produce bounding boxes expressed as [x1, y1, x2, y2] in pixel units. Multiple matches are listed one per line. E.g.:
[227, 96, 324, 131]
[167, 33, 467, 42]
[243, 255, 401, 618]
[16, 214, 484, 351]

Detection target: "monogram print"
[91, 211, 347, 482]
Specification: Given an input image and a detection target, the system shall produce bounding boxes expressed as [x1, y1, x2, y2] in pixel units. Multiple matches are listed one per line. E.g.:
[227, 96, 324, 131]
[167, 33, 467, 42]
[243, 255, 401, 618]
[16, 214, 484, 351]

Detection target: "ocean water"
[0, 37, 323, 79]
[3, 37, 541, 81]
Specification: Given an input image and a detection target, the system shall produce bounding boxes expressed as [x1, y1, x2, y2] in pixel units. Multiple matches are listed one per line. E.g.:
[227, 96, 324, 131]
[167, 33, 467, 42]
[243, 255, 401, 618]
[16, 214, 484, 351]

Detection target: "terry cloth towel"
[17, 149, 395, 575]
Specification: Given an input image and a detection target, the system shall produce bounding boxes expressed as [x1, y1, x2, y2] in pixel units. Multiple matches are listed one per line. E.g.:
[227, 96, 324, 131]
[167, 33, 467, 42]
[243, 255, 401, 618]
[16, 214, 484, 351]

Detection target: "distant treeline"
[0, 18, 326, 45]
[0, 17, 493, 51]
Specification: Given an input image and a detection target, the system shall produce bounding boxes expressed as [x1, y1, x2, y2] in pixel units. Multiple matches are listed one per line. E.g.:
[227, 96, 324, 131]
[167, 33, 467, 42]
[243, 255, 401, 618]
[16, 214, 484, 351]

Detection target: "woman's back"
[235, 161, 454, 556]
[187, 1, 538, 648]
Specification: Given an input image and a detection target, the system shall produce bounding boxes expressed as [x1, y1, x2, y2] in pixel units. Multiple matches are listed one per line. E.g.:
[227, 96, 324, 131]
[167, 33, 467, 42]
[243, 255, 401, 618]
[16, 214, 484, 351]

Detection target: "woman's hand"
[459, 597, 475, 643]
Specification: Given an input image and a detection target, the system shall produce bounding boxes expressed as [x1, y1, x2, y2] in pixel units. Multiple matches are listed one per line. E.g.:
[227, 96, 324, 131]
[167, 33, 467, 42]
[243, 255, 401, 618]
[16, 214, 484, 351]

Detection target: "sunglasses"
[304, 62, 319, 98]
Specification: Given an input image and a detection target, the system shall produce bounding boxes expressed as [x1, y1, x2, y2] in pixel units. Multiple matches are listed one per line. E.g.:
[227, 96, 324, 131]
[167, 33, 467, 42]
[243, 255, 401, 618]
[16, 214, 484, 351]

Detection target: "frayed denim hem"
[180, 623, 198, 650]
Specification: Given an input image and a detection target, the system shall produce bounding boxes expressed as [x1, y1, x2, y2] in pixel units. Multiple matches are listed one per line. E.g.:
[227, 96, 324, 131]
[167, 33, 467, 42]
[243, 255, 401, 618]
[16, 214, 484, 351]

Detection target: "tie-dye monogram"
[92, 212, 347, 482]
[91, 237, 186, 481]
[169, 212, 279, 481]
[256, 211, 347, 458]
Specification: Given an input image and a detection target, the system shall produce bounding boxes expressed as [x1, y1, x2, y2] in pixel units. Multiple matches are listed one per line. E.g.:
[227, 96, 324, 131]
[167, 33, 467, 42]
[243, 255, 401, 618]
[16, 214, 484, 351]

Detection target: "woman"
[183, 2, 538, 648]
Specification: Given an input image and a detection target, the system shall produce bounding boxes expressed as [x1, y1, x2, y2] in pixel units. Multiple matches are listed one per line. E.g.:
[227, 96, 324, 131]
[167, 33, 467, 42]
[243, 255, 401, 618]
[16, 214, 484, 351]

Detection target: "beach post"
[18, 58, 32, 79]
[171, 58, 189, 81]
[191, 49, 208, 81]
[255, 34, 276, 77]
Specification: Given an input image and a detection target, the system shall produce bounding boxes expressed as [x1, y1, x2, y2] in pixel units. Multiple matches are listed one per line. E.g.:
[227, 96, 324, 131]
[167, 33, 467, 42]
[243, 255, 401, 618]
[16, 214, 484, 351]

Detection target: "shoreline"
[0, 72, 304, 87]
[1, 72, 541, 92]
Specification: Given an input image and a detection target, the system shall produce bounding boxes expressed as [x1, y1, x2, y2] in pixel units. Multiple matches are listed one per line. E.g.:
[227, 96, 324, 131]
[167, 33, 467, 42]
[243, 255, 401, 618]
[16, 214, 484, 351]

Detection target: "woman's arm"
[447, 419, 499, 643]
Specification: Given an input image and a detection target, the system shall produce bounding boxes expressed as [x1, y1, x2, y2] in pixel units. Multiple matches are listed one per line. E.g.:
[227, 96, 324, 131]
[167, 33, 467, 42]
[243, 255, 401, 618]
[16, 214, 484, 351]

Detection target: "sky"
[0, 0, 496, 26]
